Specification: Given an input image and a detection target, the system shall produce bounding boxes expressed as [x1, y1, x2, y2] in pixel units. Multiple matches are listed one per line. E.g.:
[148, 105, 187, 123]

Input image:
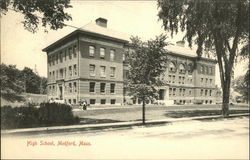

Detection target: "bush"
[1, 103, 79, 129]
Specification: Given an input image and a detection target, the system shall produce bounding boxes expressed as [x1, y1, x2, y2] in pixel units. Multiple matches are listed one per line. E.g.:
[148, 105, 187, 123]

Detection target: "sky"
[1, 0, 248, 86]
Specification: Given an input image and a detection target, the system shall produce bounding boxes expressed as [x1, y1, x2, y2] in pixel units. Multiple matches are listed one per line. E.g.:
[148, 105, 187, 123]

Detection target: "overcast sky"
[1, 0, 248, 86]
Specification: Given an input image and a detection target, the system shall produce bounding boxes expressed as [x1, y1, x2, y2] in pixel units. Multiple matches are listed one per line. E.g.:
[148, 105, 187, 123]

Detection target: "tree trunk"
[142, 100, 145, 124]
[221, 71, 231, 117]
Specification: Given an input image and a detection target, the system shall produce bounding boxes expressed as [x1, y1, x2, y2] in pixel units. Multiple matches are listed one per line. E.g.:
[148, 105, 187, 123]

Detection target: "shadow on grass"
[164, 110, 250, 118]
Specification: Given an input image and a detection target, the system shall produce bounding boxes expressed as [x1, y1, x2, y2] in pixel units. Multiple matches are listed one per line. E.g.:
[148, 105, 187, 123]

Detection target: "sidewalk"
[1, 113, 249, 136]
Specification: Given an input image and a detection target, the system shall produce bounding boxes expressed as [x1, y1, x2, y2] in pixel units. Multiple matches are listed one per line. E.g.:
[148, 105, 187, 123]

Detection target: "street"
[1, 116, 249, 159]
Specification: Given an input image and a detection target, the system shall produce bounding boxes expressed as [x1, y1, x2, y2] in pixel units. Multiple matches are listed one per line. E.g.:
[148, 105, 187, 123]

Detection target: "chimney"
[176, 40, 185, 47]
[95, 17, 107, 28]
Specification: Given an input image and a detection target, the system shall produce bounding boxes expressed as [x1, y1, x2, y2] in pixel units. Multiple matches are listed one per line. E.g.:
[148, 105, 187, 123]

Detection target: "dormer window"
[179, 63, 186, 74]
[169, 62, 176, 73]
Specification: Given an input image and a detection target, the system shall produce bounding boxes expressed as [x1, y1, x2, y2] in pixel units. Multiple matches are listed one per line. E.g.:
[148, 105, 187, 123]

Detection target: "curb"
[1, 113, 249, 136]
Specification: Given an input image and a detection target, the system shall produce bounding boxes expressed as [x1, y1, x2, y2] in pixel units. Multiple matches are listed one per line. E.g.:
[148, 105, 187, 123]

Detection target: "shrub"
[1, 103, 79, 129]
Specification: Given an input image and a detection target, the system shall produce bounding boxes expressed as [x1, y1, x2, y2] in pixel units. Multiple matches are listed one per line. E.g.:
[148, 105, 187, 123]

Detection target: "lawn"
[73, 104, 249, 122]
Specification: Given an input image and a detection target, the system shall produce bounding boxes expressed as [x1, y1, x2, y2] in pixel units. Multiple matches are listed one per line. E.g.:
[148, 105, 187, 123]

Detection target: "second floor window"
[110, 49, 115, 61]
[89, 82, 95, 93]
[73, 64, 77, 76]
[69, 66, 72, 77]
[100, 48, 105, 59]
[100, 66, 106, 77]
[110, 67, 115, 78]
[69, 83, 72, 93]
[74, 82, 77, 93]
[110, 83, 115, 93]
[89, 46, 95, 57]
[59, 69, 63, 79]
[100, 83, 106, 93]
[89, 65, 95, 76]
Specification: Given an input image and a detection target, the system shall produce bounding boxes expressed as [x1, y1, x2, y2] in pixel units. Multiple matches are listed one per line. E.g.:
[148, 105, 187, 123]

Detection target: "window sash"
[100, 48, 105, 58]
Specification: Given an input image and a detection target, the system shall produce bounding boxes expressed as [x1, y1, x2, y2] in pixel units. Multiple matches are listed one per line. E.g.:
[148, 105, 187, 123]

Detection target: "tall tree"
[0, 0, 72, 33]
[125, 35, 168, 124]
[157, 0, 249, 117]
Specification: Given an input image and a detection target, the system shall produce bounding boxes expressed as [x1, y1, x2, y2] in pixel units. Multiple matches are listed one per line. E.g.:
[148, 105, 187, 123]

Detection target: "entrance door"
[159, 89, 165, 100]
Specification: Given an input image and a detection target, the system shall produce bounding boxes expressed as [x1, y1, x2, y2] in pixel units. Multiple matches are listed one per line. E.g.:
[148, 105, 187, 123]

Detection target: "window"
[110, 83, 115, 93]
[168, 75, 171, 83]
[64, 50, 67, 61]
[49, 72, 52, 81]
[59, 69, 63, 79]
[89, 82, 95, 93]
[110, 67, 115, 78]
[100, 83, 106, 93]
[73, 64, 77, 76]
[179, 63, 185, 74]
[73, 99, 77, 104]
[210, 79, 212, 85]
[69, 66, 72, 77]
[100, 48, 105, 59]
[169, 62, 176, 72]
[101, 99, 106, 104]
[74, 82, 77, 93]
[56, 53, 58, 64]
[89, 46, 95, 57]
[209, 67, 213, 75]
[200, 89, 203, 96]
[73, 45, 77, 58]
[52, 71, 55, 80]
[64, 67, 67, 78]
[183, 89, 185, 96]
[90, 99, 96, 104]
[59, 52, 63, 62]
[189, 90, 192, 95]
[49, 86, 51, 95]
[205, 66, 209, 74]
[69, 47, 72, 59]
[69, 83, 72, 93]
[172, 75, 175, 83]
[68, 99, 72, 104]
[201, 78, 203, 83]
[173, 88, 176, 96]
[205, 90, 208, 96]
[52, 55, 55, 65]
[89, 65, 95, 76]
[182, 77, 185, 84]
[100, 66, 106, 77]
[111, 99, 116, 104]
[209, 90, 212, 96]
[201, 65, 204, 74]
[56, 70, 58, 80]
[179, 76, 182, 84]
[179, 88, 182, 96]
[123, 54, 126, 61]
[110, 49, 115, 61]
[169, 88, 172, 96]
[206, 78, 208, 84]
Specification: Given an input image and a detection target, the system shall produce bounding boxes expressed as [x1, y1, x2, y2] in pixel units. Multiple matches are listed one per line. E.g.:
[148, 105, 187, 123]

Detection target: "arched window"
[169, 62, 176, 72]
[179, 63, 186, 74]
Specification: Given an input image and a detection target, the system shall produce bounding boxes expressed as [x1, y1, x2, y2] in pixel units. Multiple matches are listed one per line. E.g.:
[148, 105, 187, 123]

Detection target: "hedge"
[1, 103, 79, 129]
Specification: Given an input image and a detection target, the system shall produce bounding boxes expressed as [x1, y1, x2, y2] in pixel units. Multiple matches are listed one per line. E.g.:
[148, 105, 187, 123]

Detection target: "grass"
[164, 110, 250, 118]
